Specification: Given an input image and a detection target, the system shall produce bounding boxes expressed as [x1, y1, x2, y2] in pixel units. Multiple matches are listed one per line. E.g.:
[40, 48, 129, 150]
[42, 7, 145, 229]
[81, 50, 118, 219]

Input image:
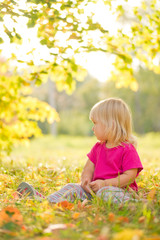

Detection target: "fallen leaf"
[139, 216, 145, 223]
[0, 206, 23, 227]
[117, 216, 129, 223]
[112, 229, 143, 240]
[21, 225, 27, 231]
[108, 212, 115, 222]
[87, 217, 93, 222]
[72, 212, 80, 219]
[57, 200, 74, 210]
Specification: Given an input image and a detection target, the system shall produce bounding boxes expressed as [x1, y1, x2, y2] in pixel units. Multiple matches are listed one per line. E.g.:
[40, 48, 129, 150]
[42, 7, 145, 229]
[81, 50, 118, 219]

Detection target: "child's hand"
[89, 180, 105, 193]
[81, 178, 92, 193]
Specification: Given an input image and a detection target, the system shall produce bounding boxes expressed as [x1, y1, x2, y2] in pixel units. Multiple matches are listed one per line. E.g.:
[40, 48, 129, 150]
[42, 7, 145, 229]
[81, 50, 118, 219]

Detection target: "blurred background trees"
[32, 68, 160, 135]
[101, 68, 160, 134]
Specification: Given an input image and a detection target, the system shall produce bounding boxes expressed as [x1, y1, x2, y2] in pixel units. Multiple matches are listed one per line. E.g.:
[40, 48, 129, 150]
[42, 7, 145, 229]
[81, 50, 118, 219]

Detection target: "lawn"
[0, 133, 160, 240]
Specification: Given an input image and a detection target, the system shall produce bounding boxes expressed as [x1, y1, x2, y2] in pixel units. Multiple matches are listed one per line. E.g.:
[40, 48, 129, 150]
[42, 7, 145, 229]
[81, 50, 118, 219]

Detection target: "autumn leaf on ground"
[0, 206, 23, 227]
[117, 216, 129, 223]
[139, 216, 146, 223]
[57, 200, 74, 210]
[108, 212, 115, 222]
[72, 212, 80, 219]
[112, 229, 143, 240]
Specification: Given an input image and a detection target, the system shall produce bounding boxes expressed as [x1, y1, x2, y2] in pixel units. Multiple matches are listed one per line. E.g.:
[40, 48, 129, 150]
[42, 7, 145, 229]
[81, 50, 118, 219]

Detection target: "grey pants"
[48, 183, 134, 203]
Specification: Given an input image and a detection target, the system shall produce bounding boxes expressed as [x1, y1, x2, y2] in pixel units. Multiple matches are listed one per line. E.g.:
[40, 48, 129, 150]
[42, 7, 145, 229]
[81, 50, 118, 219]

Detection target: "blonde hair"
[89, 98, 137, 148]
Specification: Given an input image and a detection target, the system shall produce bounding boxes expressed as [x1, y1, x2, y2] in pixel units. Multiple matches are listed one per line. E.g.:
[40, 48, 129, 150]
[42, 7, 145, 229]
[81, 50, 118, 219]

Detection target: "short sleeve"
[122, 148, 143, 175]
[87, 143, 99, 165]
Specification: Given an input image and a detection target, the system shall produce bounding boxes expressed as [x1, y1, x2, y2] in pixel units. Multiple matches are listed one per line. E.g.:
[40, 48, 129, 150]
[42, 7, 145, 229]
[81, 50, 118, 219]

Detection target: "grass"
[0, 133, 160, 240]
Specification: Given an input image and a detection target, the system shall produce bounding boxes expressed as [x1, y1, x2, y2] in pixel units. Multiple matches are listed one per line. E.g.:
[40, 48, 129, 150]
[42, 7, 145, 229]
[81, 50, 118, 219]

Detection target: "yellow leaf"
[112, 229, 143, 240]
[138, 182, 145, 187]
[87, 217, 93, 222]
[72, 212, 80, 219]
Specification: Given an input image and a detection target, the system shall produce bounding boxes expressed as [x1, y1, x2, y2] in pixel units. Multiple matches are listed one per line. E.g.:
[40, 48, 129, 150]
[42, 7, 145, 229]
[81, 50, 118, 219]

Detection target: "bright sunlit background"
[0, 0, 140, 82]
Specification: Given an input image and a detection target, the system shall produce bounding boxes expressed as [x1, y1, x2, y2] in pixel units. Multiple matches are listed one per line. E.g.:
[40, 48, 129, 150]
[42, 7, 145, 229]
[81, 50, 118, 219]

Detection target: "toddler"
[17, 98, 143, 204]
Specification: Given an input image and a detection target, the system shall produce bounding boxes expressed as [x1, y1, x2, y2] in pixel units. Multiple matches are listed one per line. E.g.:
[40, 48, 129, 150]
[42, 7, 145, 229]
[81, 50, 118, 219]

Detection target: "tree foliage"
[102, 67, 160, 133]
[0, 0, 106, 155]
[0, 57, 59, 156]
[104, 0, 160, 89]
[32, 69, 160, 135]
[1, 0, 159, 90]
[0, 0, 108, 92]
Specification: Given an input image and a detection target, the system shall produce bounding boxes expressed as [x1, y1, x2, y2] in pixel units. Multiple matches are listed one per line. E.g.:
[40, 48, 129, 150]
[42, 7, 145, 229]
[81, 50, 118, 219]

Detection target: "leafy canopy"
[104, 0, 160, 89]
[0, 57, 59, 156]
[0, 0, 159, 89]
[0, 0, 108, 92]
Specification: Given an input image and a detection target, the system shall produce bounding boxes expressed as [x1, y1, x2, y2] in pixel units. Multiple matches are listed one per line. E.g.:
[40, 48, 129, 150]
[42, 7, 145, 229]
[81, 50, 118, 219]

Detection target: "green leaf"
[15, 33, 21, 40]
[40, 70, 48, 74]
[35, 78, 42, 86]
[40, 39, 48, 45]
[0, 37, 4, 44]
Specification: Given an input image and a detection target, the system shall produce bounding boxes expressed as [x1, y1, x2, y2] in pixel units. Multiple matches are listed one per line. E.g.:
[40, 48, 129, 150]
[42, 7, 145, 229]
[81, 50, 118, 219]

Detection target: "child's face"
[92, 120, 106, 142]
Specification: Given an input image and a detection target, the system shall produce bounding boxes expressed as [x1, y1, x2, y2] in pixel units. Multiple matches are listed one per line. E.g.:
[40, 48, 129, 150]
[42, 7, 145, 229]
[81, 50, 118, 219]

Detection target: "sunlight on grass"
[1, 133, 160, 240]
[11, 135, 96, 168]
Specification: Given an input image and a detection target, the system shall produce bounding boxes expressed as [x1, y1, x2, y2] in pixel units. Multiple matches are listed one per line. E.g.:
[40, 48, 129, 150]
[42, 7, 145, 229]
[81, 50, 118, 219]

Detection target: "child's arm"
[89, 168, 138, 193]
[81, 159, 95, 193]
[104, 168, 138, 187]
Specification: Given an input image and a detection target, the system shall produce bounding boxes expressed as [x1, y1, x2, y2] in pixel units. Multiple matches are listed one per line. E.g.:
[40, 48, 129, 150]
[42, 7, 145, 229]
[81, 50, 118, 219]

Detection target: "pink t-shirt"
[87, 142, 143, 191]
